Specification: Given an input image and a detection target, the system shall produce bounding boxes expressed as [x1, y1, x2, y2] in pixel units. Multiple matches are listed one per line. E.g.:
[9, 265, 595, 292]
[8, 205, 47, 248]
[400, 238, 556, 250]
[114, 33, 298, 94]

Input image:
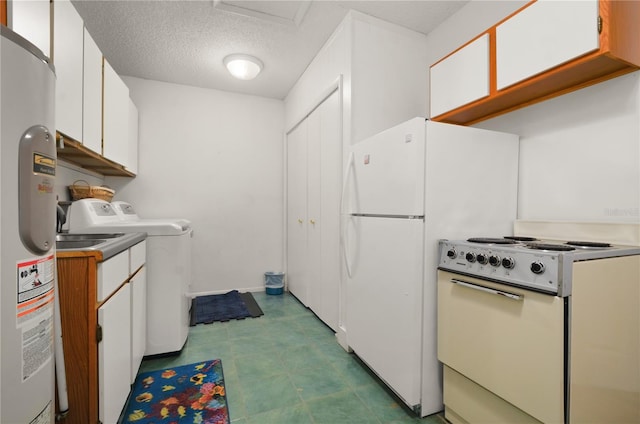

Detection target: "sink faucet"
[56, 204, 67, 233]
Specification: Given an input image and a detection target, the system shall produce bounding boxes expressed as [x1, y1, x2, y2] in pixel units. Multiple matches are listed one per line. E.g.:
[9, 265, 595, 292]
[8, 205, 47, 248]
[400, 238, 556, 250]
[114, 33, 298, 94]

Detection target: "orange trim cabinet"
[430, 0, 640, 126]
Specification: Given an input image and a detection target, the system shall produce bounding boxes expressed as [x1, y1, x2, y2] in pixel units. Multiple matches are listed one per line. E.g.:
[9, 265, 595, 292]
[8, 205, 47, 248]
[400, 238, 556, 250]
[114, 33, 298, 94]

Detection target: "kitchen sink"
[56, 233, 126, 242]
[55, 232, 147, 260]
[56, 239, 106, 249]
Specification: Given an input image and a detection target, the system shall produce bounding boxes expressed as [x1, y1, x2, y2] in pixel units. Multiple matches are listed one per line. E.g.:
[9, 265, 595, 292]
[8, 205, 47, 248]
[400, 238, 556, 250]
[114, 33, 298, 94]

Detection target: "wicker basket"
[68, 180, 115, 202]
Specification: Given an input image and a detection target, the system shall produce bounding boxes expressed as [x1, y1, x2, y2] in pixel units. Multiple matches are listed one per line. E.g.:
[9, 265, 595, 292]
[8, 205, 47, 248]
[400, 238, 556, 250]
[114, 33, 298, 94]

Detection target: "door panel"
[496, 0, 599, 90]
[317, 90, 341, 330]
[437, 270, 564, 424]
[130, 267, 146, 383]
[350, 117, 425, 216]
[307, 107, 321, 312]
[346, 216, 423, 406]
[98, 283, 131, 424]
[430, 34, 490, 117]
[286, 120, 309, 305]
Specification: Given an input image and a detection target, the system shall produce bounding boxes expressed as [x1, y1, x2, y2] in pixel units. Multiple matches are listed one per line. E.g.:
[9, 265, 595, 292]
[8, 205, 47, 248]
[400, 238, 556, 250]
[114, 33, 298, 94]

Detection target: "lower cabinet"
[98, 283, 131, 424]
[56, 240, 146, 424]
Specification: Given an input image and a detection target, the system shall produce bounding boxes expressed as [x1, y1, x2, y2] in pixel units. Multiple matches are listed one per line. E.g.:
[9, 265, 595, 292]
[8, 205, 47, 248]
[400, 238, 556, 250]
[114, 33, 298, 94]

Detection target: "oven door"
[437, 270, 565, 424]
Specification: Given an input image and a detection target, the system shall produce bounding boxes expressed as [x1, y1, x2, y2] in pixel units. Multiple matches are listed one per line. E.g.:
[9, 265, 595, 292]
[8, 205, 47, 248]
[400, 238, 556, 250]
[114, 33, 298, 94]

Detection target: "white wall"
[426, 0, 640, 224]
[285, 11, 428, 145]
[478, 72, 640, 223]
[55, 161, 104, 202]
[106, 77, 285, 294]
[350, 13, 428, 144]
[285, 20, 349, 132]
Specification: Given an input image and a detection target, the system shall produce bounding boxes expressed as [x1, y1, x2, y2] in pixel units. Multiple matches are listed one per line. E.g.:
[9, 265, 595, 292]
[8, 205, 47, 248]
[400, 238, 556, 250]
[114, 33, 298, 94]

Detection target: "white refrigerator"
[1, 27, 57, 423]
[343, 117, 519, 416]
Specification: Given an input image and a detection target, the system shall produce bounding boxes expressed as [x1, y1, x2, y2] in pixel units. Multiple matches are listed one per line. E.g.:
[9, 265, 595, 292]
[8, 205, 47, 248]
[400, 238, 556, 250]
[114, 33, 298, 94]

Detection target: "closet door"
[306, 107, 321, 313]
[286, 88, 341, 330]
[286, 120, 309, 305]
[311, 89, 341, 331]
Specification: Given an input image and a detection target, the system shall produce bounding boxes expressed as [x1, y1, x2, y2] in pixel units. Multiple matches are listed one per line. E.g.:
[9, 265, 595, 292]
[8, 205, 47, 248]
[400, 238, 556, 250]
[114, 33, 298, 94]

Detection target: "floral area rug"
[122, 359, 230, 424]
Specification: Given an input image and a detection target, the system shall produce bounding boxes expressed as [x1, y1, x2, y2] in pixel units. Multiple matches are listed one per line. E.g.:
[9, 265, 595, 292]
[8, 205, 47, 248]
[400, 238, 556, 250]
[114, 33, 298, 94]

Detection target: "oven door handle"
[451, 279, 523, 301]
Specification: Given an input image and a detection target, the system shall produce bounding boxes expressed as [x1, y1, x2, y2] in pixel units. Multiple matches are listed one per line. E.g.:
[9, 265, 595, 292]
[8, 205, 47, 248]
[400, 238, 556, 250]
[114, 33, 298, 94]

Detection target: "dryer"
[66, 198, 192, 356]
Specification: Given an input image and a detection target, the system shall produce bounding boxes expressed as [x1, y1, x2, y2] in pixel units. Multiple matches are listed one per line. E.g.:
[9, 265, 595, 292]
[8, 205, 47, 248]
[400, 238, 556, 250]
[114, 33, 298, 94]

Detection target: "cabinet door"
[127, 98, 139, 174]
[496, 0, 599, 90]
[10, 0, 50, 57]
[130, 267, 146, 383]
[98, 283, 131, 424]
[53, 0, 83, 141]
[286, 120, 309, 305]
[83, 27, 103, 153]
[103, 59, 131, 167]
[430, 34, 490, 118]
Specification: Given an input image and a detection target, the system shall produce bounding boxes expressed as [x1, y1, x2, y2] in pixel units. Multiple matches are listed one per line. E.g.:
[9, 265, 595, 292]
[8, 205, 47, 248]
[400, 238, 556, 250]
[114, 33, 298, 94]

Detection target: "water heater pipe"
[53, 259, 69, 420]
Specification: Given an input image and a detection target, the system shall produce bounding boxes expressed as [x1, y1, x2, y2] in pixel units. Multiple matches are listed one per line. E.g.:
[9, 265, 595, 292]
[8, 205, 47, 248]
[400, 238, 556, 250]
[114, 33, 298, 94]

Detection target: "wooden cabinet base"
[55, 256, 99, 424]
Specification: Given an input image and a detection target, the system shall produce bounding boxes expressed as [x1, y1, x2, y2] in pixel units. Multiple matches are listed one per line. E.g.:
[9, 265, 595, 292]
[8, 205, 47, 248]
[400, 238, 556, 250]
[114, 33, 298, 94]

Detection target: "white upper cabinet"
[496, 0, 599, 90]
[9, 0, 50, 57]
[53, 0, 83, 141]
[430, 34, 490, 118]
[127, 99, 139, 175]
[83, 28, 103, 154]
[103, 59, 131, 168]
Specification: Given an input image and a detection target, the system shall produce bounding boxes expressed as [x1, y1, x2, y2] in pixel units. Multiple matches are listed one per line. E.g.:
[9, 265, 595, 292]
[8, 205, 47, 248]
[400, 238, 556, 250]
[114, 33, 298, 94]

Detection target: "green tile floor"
[137, 291, 446, 424]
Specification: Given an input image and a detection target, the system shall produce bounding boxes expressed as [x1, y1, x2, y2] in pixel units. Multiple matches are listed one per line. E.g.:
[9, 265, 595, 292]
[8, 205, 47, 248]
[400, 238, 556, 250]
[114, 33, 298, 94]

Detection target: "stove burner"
[526, 243, 576, 252]
[504, 236, 538, 242]
[467, 237, 518, 244]
[566, 241, 612, 248]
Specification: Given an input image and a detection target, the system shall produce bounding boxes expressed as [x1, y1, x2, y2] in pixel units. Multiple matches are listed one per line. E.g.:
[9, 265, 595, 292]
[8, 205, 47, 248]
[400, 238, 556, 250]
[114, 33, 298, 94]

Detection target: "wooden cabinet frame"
[56, 250, 144, 423]
[430, 0, 640, 125]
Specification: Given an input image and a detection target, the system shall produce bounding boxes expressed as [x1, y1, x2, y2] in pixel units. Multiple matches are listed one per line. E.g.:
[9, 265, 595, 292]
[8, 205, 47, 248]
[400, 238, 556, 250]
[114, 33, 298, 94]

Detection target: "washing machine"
[66, 198, 192, 356]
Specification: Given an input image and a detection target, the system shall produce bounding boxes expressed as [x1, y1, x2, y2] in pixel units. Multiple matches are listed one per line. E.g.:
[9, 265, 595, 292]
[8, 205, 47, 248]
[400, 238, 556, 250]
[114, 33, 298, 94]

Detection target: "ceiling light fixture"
[223, 54, 263, 80]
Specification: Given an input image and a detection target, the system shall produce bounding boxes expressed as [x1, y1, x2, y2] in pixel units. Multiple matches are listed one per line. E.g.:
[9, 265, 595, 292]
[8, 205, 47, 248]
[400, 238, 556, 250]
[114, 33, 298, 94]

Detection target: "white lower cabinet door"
[130, 267, 147, 383]
[99, 283, 132, 424]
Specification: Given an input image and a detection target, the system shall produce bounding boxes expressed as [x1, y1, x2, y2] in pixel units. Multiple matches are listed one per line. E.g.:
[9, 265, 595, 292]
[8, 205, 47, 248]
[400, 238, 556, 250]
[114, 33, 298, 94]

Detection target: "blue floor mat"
[190, 290, 262, 325]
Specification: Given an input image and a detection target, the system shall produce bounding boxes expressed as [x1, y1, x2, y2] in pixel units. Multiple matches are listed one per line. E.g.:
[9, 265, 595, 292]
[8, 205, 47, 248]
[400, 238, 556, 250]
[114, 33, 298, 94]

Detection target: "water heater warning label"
[16, 255, 54, 382]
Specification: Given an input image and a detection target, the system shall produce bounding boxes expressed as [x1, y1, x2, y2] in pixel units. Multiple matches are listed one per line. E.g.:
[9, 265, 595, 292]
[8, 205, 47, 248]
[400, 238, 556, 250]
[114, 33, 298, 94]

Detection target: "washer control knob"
[447, 249, 457, 259]
[531, 261, 545, 274]
[502, 257, 515, 269]
[477, 253, 488, 265]
[465, 252, 476, 263]
[489, 255, 501, 267]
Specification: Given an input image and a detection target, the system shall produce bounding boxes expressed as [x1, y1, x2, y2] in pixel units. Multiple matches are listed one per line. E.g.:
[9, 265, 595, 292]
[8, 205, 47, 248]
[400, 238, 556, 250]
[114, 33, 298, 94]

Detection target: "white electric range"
[437, 221, 640, 424]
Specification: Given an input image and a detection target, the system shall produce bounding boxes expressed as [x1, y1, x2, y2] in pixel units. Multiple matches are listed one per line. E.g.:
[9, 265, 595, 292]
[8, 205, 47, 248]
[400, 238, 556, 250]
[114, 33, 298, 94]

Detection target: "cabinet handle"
[297, 219, 303, 224]
[310, 219, 316, 225]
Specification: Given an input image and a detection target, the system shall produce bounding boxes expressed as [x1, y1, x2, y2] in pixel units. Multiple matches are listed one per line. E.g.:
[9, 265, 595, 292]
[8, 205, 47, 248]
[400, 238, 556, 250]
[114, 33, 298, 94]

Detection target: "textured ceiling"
[71, 0, 469, 99]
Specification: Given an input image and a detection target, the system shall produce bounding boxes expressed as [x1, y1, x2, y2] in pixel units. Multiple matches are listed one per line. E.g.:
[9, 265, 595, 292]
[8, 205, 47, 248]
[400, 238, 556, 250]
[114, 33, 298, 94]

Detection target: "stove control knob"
[465, 252, 476, 263]
[477, 253, 488, 265]
[502, 257, 515, 269]
[489, 255, 501, 267]
[530, 262, 545, 274]
[447, 249, 457, 259]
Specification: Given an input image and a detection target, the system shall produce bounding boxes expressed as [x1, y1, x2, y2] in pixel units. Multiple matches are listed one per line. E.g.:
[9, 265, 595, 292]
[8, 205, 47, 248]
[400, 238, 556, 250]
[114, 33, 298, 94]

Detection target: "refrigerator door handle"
[341, 151, 355, 278]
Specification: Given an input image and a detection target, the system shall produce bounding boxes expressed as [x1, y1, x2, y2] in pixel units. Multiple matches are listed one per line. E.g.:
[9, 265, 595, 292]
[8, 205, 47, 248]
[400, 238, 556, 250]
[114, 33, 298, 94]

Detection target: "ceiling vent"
[213, 0, 312, 27]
